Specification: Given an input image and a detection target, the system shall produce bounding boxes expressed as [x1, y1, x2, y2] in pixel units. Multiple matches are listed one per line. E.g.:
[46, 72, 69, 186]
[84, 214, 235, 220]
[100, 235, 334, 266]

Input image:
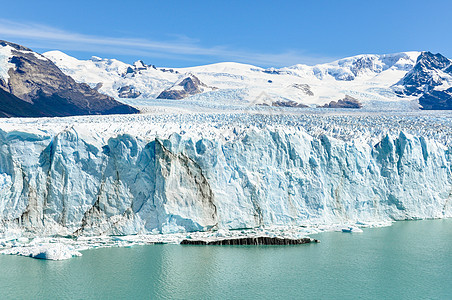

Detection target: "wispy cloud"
[0, 19, 334, 67]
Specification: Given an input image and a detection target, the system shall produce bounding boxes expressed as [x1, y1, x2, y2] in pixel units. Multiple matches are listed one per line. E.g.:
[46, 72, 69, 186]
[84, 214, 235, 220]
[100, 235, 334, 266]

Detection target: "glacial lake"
[1, 219, 451, 299]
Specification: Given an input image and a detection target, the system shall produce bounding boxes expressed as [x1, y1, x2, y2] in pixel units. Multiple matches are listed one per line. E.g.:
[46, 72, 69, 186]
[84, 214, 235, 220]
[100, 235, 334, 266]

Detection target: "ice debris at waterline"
[0, 223, 386, 259]
[0, 111, 451, 239]
[0, 226, 323, 259]
[1, 243, 82, 260]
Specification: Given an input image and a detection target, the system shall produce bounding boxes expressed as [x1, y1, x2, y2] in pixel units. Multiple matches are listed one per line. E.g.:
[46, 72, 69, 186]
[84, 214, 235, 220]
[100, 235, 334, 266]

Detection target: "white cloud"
[0, 19, 334, 67]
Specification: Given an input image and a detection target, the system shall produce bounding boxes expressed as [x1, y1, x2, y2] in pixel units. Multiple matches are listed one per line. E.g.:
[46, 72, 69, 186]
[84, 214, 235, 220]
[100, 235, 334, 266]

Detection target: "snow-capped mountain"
[44, 49, 452, 109]
[394, 51, 452, 109]
[44, 50, 179, 100]
[0, 38, 448, 113]
[0, 40, 138, 117]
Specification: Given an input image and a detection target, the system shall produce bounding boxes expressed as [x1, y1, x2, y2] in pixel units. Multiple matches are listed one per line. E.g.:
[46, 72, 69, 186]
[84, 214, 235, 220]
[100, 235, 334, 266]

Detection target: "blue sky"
[0, 0, 451, 67]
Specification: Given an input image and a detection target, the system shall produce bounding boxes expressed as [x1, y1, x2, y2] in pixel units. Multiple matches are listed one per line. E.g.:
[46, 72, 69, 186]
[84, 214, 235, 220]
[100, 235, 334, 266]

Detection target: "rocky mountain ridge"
[394, 51, 452, 109]
[0, 40, 139, 117]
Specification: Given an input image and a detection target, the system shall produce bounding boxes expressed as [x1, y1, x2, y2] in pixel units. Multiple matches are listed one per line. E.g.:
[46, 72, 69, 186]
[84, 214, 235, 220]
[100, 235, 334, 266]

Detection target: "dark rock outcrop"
[272, 100, 308, 108]
[394, 51, 452, 110]
[291, 83, 314, 96]
[180, 236, 319, 245]
[117, 85, 141, 98]
[0, 88, 47, 117]
[122, 61, 156, 77]
[418, 87, 452, 110]
[133, 60, 147, 71]
[320, 95, 362, 108]
[159, 68, 179, 74]
[263, 68, 283, 75]
[0, 40, 32, 51]
[157, 74, 215, 100]
[349, 56, 381, 77]
[0, 40, 139, 117]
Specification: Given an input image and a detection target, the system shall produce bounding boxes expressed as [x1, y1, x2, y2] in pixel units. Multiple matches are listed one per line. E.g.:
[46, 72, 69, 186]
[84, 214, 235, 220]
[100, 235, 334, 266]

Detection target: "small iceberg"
[341, 226, 363, 233]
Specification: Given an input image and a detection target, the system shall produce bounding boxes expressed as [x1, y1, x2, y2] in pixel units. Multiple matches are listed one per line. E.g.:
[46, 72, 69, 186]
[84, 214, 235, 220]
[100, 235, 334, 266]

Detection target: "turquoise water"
[0, 219, 451, 299]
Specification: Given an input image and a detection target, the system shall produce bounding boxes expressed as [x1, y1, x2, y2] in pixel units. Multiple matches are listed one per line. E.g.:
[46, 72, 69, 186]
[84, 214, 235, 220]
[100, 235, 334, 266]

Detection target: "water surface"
[1, 219, 450, 299]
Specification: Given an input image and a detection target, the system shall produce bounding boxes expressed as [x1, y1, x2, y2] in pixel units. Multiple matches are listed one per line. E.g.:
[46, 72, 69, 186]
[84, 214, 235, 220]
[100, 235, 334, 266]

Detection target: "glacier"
[0, 108, 451, 242]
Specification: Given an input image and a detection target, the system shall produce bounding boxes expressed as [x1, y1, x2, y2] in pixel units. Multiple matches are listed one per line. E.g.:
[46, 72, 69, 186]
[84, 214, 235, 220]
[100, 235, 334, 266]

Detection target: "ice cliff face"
[0, 114, 450, 237]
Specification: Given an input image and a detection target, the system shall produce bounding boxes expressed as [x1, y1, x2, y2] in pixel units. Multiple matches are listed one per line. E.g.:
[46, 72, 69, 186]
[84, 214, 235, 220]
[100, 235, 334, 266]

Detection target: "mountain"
[0, 41, 139, 117]
[394, 51, 452, 110]
[1, 40, 449, 117]
[157, 74, 216, 99]
[44, 49, 452, 110]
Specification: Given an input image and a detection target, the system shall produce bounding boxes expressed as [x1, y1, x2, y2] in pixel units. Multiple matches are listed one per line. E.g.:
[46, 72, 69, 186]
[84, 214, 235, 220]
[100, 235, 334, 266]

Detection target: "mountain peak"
[157, 73, 215, 100]
[133, 60, 146, 69]
[0, 40, 32, 52]
[394, 51, 452, 109]
[416, 51, 451, 70]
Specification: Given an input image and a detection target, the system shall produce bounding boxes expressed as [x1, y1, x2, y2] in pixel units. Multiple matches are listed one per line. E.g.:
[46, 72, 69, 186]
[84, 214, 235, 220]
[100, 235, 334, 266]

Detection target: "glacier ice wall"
[0, 124, 451, 237]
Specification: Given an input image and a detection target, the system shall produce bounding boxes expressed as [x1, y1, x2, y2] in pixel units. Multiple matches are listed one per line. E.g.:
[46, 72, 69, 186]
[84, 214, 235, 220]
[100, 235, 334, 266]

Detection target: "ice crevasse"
[0, 124, 450, 237]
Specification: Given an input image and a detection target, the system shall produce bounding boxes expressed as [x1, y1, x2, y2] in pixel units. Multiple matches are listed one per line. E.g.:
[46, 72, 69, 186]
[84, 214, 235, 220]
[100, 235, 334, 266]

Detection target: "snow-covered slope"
[44, 50, 426, 108]
[44, 50, 179, 99]
[0, 110, 450, 238]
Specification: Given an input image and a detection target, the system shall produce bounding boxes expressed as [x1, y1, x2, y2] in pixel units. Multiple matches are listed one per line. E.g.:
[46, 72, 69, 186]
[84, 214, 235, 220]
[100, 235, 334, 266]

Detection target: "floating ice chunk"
[17, 237, 29, 244]
[1, 243, 82, 260]
[341, 226, 363, 233]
